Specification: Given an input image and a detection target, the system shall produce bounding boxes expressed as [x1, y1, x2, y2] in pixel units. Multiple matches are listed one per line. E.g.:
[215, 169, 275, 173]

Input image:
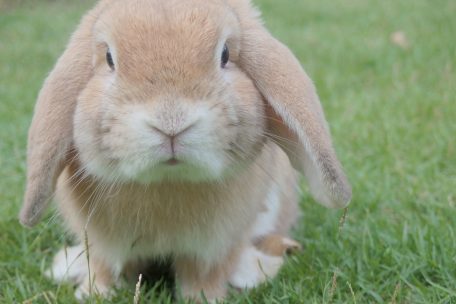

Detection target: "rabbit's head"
[74, 0, 265, 183]
[20, 0, 351, 226]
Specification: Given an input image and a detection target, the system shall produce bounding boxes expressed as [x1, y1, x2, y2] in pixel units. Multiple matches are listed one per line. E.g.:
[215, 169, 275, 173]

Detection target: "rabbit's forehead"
[98, 0, 237, 50]
[96, 0, 238, 80]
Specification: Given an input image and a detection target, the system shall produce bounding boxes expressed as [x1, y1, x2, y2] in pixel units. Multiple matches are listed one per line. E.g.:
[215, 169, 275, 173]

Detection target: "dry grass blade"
[338, 207, 349, 236]
[328, 268, 339, 303]
[390, 282, 401, 304]
[22, 291, 55, 304]
[84, 230, 92, 297]
[347, 281, 357, 304]
[390, 31, 410, 49]
[134, 273, 143, 304]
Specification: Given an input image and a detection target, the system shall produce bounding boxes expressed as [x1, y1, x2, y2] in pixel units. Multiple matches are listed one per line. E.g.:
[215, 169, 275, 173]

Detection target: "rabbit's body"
[53, 143, 299, 299]
[22, 0, 351, 301]
[58, 143, 297, 267]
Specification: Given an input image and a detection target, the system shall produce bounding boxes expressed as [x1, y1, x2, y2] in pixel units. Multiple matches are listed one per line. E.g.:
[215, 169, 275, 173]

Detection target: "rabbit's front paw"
[74, 277, 115, 302]
[45, 245, 87, 284]
[45, 245, 116, 301]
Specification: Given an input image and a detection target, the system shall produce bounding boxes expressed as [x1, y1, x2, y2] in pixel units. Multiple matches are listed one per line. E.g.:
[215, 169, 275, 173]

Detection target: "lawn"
[1, 0, 455, 303]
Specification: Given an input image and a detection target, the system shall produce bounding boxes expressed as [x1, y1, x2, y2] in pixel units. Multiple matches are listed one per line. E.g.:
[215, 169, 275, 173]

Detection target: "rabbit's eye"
[106, 50, 115, 70]
[221, 44, 229, 68]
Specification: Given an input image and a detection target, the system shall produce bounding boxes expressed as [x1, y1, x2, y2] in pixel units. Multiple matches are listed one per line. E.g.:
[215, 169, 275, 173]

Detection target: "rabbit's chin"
[82, 154, 237, 184]
[133, 161, 229, 183]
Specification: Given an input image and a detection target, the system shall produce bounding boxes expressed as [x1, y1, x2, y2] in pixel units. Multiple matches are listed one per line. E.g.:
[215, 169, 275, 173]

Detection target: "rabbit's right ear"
[229, 0, 352, 208]
[19, 1, 110, 227]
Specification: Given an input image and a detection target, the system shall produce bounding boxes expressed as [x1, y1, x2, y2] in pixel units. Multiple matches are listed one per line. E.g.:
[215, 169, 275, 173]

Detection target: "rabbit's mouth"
[130, 158, 228, 184]
[164, 157, 181, 166]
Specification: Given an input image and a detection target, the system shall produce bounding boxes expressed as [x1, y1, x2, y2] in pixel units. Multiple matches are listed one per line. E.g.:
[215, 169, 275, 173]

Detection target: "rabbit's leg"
[174, 247, 242, 303]
[45, 244, 87, 285]
[249, 159, 301, 256]
[74, 254, 116, 300]
[45, 244, 116, 300]
[255, 233, 302, 256]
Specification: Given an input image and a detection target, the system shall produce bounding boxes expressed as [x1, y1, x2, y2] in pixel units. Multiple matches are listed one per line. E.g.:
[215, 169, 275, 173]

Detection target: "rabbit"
[20, 0, 352, 302]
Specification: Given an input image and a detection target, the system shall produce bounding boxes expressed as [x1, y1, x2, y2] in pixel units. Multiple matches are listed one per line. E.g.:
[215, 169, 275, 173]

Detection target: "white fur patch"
[45, 245, 87, 284]
[74, 278, 114, 301]
[229, 246, 283, 289]
[282, 237, 300, 248]
[251, 182, 281, 239]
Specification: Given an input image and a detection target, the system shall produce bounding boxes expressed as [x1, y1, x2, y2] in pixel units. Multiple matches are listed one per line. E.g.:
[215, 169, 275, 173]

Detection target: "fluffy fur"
[21, 0, 352, 301]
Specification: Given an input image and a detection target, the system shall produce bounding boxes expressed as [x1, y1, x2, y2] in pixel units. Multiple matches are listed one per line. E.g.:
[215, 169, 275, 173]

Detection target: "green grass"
[1, 0, 455, 303]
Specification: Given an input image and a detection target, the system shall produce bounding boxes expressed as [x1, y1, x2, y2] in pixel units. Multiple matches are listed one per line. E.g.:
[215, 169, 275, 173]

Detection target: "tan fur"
[21, 0, 351, 227]
[174, 245, 242, 302]
[21, 0, 352, 301]
[75, 255, 114, 299]
[228, 0, 352, 208]
[275, 164, 301, 235]
[255, 234, 302, 257]
[57, 144, 289, 301]
[20, 0, 112, 226]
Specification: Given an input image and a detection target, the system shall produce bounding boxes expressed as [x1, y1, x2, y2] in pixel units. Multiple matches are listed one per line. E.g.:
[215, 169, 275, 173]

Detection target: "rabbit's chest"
[59, 159, 271, 264]
[87, 184, 261, 263]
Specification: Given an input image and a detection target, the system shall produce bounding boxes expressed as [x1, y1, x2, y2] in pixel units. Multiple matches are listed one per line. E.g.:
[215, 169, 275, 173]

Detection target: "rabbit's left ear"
[236, 10, 352, 208]
[19, 0, 110, 227]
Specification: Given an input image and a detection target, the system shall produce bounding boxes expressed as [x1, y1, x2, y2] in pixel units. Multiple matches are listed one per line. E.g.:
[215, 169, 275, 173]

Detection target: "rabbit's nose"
[149, 123, 196, 155]
[149, 122, 195, 140]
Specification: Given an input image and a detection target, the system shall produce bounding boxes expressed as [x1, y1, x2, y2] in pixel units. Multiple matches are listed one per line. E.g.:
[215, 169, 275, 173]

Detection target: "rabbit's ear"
[238, 25, 352, 208]
[19, 2, 108, 227]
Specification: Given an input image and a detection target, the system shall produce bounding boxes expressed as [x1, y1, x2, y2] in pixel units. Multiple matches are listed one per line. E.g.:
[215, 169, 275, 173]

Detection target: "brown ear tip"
[330, 180, 352, 209]
[20, 184, 52, 227]
[314, 173, 352, 209]
[19, 200, 44, 228]
[19, 214, 38, 228]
